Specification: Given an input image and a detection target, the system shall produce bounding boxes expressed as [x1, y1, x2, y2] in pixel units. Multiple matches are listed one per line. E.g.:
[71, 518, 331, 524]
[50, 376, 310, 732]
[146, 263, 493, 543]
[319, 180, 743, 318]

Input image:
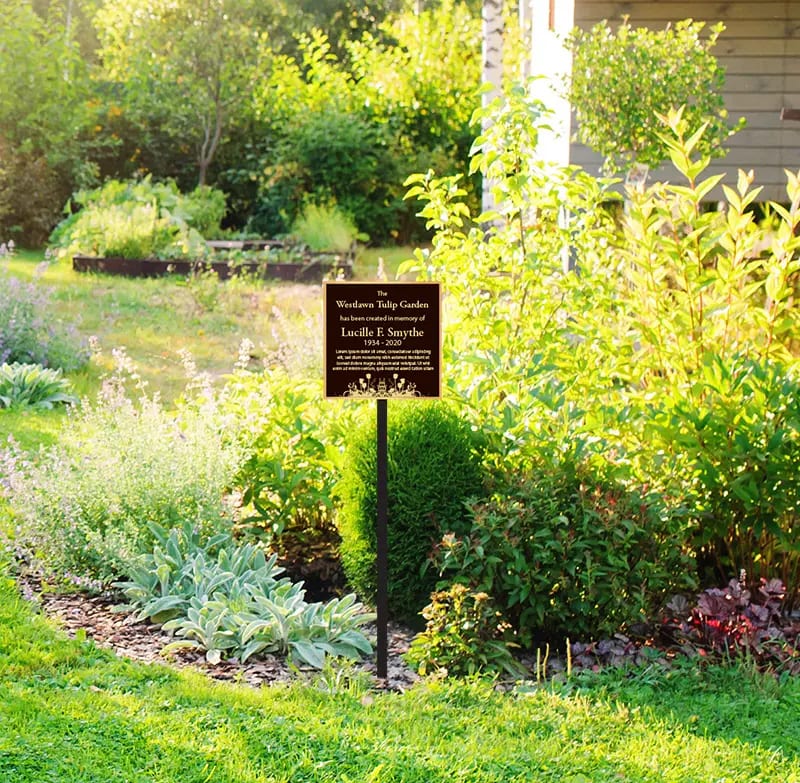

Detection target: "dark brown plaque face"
[323, 281, 441, 399]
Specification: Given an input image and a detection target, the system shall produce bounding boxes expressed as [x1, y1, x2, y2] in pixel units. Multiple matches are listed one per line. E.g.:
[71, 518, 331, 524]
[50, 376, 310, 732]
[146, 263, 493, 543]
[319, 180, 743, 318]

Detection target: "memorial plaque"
[324, 281, 441, 399]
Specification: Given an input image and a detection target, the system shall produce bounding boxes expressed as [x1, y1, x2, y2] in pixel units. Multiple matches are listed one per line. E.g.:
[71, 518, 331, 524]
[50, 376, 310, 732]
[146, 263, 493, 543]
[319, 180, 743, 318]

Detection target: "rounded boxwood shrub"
[336, 402, 485, 622]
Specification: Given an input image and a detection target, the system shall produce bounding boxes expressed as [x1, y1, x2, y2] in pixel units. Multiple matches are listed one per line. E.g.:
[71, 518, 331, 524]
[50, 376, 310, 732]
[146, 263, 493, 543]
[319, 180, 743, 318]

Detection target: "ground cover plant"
[3, 570, 800, 782]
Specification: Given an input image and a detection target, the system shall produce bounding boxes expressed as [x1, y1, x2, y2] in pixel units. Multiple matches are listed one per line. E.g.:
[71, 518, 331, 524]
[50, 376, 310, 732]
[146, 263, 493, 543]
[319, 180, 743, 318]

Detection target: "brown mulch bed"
[17, 574, 420, 691]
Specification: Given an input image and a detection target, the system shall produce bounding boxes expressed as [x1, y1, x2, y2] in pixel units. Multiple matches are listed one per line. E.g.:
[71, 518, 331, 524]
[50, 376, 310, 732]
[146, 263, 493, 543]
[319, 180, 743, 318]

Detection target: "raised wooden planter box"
[73, 252, 353, 282]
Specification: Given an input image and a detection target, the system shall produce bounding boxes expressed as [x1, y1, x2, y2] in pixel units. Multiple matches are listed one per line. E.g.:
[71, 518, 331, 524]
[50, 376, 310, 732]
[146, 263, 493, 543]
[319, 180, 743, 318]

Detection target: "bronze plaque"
[323, 281, 441, 398]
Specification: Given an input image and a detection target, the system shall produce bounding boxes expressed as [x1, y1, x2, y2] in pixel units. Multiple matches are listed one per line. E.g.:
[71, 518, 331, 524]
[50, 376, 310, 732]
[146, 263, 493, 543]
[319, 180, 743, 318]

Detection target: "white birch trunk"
[481, 0, 504, 217]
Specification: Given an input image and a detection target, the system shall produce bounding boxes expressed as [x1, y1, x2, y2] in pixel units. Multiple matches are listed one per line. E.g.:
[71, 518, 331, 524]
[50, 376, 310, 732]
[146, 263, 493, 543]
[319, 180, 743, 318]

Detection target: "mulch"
[16, 574, 421, 691]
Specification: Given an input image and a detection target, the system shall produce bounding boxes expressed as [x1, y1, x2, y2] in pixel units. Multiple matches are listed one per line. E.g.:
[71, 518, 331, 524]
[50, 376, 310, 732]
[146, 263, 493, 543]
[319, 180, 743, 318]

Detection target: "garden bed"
[73, 248, 353, 282]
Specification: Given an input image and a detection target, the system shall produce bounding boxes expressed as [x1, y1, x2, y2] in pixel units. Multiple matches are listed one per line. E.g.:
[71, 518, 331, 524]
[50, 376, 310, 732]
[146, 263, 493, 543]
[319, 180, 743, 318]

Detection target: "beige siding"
[571, 0, 800, 200]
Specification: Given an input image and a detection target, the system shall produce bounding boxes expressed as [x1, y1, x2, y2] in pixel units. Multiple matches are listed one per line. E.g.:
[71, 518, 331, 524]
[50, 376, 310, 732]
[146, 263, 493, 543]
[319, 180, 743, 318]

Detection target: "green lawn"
[0, 247, 414, 450]
[2, 571, 799, 783]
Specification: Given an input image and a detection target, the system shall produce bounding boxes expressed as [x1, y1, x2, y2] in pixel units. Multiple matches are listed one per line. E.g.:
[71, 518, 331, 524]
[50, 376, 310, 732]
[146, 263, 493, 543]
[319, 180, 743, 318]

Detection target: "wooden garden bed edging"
[72, 253, 353, 282]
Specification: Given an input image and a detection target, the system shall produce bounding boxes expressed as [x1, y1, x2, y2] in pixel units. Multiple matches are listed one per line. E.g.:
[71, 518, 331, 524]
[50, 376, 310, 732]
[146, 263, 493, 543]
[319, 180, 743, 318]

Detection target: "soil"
[16, 574, 421, 692]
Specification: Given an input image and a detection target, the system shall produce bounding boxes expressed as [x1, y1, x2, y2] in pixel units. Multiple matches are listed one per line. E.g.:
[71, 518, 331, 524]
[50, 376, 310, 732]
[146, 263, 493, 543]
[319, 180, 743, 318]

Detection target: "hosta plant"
[0, 363, 78, 409]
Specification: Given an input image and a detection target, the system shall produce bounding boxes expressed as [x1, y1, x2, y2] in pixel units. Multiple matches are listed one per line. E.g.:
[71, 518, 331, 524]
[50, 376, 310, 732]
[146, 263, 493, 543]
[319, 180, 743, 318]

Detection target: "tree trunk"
[481, 0, 504, 218]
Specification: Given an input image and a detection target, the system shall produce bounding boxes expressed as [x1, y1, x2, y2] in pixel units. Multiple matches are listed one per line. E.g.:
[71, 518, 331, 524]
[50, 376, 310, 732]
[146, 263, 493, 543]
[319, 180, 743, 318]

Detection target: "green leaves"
[0, 363, 78, 410]
[49, 177, 225, 261]
[405, 583, 525, 679]
[117, 521, 374, 668]
[434, 471, 692, 644]
[567, 18, 742, 175]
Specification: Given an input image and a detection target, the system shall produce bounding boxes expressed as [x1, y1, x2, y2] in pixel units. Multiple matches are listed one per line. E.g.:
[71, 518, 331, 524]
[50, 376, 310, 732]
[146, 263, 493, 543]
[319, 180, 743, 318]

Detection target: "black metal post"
[376, 398, 389, 680]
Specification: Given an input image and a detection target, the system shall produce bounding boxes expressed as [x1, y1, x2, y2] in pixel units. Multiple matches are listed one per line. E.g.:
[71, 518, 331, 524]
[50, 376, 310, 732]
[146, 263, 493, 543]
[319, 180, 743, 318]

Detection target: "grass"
[2, 570, 800, 782]
[0, 246, 416, 449]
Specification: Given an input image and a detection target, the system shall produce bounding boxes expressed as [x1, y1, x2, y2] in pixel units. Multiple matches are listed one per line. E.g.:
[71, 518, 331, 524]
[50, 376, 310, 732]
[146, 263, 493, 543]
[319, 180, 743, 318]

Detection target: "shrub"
[224, 367, 356, 590]
[0, 363, 78, 410]
[1, 349, 246, 583]
[336, 402, 485, 622]
[116, 521, 374, 668]
[0, 140, 71, 246]
[402, 89, 800, 617]
[645, 354, 800, 604]
[434, 465, 694, 646]
[566, 18, 740, 176]
[405, 583, 524, 678]
[258, 108, 399, 242]
[0, 268, 88, 371]
[49, 177, 225, 261]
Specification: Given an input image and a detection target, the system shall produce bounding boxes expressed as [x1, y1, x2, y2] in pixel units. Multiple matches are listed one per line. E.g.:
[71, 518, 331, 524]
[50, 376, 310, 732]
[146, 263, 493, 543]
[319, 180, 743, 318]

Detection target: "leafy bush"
[0, 138, 72, 246]
[245, 4, 482, 243]
[1, 349, 246, 583]
[405, 583, 524, 678]
[402, 88, 800, 608]
[646, 355, 800, 604]
[0, 268, 88, 371]
[224, 368, 355, 562]
[336, 402, 485, 622]
[49, 177, 226, 261]
[434, 466, 694, 645]
[661, 575, 800, 672]
[256, 108, 398, 242]
[567, 18, 740, 176]
[0, 363, 78, 410]
[116, 522, 374, 668]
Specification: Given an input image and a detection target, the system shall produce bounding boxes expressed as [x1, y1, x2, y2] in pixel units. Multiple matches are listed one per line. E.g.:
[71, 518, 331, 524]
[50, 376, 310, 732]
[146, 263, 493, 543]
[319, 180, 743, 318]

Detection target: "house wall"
[570, 1, 800, 201]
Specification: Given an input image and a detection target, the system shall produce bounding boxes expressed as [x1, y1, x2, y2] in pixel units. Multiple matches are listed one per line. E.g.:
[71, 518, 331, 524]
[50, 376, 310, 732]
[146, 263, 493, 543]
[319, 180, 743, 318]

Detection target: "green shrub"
[1, 350, 246, 583]
[258, 109, 398, 242]
[567, 18, 739, 176]
[435, 465, 694, 645]
[646, 354, 800, 604]
[405, 583, 524, 678]
[403, 89, 800, 613]
[116, 521, 373, 668]
[0, 138, 71, 246]
[49, 177, 225, 261]
[224, 366, 354, 542]
[0, 363, 78, 410]
[336, 402, 485, 622]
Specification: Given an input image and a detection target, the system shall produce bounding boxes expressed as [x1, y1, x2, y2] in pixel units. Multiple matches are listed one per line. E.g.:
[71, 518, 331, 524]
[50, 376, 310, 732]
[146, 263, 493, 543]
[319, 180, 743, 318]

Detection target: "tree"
[95, 0, 272, 186]
[567, 18, 742, 181]
[0, 0, 97, 242]
[480, 0, 504, 215]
